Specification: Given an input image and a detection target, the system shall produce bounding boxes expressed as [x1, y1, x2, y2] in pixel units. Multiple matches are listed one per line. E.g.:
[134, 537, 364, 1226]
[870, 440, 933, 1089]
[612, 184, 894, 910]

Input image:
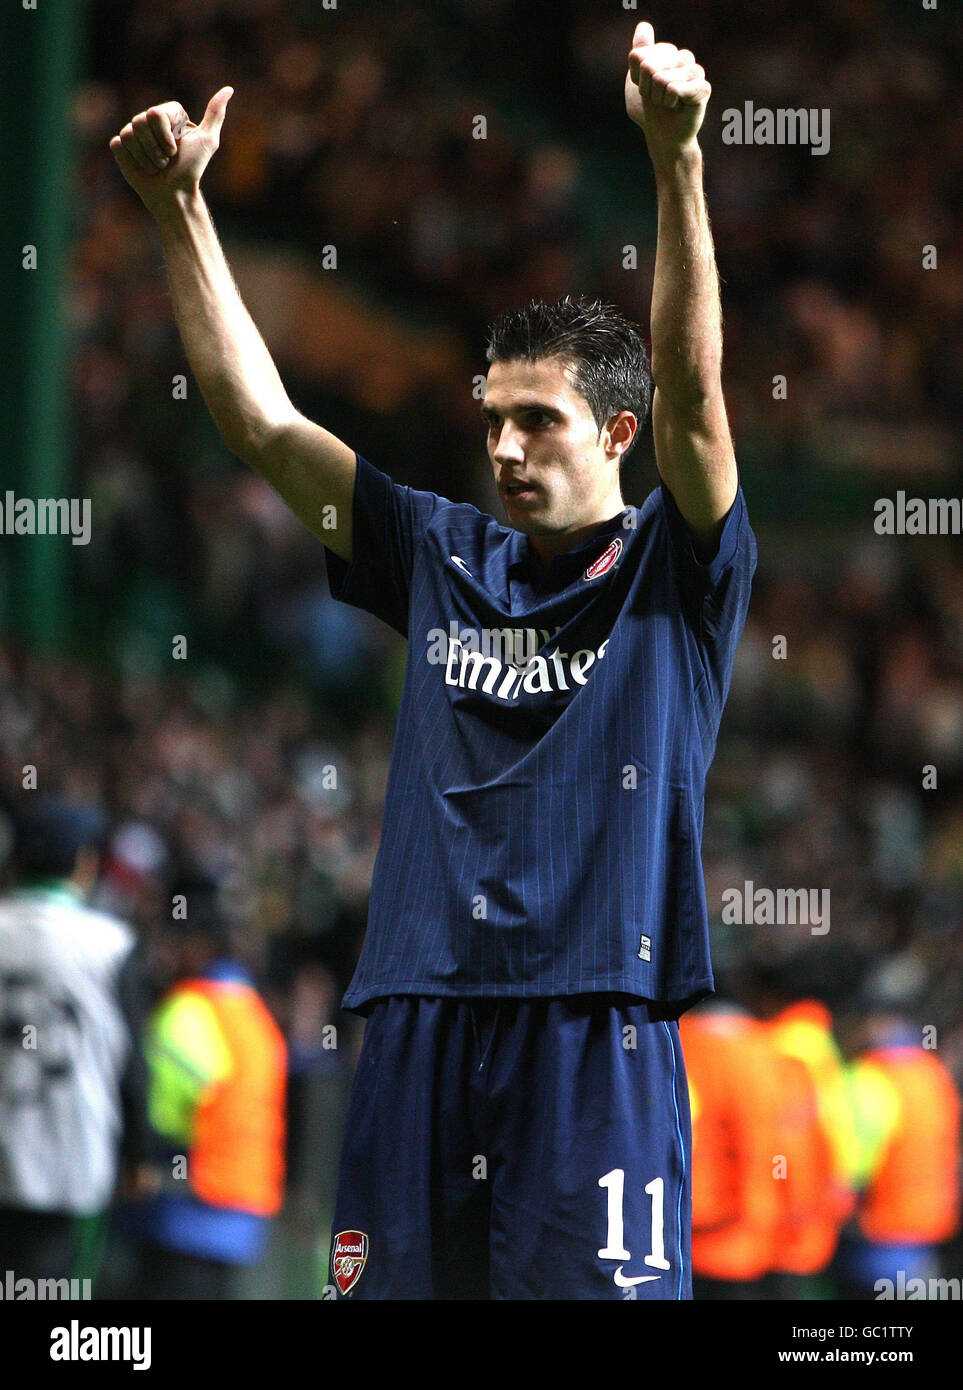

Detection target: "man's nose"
[492, 422, 525, 464]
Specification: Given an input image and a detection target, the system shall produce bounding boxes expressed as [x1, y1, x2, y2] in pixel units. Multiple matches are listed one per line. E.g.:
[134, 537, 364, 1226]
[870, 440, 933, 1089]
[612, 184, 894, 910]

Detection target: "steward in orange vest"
[131, 876, 287, 1299]
[764, 1000, 857, 1278]
[767, 1047, 837, 1277]
[855, 1041, 960, 1245]
[168, 972, 288, 1217]
[681, 1004, 784, 1296]
[836, 1007, 961, 1298]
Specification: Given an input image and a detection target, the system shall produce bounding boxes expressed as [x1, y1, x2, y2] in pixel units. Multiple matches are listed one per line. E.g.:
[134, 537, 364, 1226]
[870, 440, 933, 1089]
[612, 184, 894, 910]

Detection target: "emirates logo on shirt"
[443, 633, 611, 701]
[582, 537, 622, 582]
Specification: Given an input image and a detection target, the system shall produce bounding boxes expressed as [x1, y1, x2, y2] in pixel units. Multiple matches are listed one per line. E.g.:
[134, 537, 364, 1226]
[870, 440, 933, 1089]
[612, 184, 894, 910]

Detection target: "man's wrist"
[151, 185, 204, 228]
[649, 140, 704, 185]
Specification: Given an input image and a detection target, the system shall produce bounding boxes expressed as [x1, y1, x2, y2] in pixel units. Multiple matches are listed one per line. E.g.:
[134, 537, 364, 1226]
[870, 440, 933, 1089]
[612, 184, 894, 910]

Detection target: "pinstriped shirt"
[325, 454, 756, 1014]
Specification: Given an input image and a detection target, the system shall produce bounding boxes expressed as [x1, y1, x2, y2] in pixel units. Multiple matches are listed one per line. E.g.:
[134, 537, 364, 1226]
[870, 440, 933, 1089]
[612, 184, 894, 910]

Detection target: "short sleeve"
[659, 482, 758, 708]
[323, 453, 449, 638]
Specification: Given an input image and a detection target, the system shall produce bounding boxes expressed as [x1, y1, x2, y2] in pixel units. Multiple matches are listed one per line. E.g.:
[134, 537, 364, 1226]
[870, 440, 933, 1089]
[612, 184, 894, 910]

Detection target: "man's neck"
[527, 503, 625, 564]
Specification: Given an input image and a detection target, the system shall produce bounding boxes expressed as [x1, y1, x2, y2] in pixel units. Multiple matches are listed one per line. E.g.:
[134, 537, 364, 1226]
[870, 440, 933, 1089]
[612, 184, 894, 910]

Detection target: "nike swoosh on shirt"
[613, 1268, 662, 1287]
[450, 556, 472, 575]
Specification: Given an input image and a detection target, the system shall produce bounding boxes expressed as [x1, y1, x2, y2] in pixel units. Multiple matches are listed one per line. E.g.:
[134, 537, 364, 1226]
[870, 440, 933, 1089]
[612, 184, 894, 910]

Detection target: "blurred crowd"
[1, 0, 961, 1295]
[70, 0, 963, 665]
[0, 641, 385, 1043]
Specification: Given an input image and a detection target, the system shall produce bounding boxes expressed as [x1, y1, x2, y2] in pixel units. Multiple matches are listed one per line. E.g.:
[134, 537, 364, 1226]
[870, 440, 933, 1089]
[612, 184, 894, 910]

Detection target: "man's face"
[482, 356, 629, 542]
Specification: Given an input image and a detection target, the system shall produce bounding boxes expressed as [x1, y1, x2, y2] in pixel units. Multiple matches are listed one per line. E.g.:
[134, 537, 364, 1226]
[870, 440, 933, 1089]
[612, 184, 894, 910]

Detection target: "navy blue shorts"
[329, 995, 692, 1300]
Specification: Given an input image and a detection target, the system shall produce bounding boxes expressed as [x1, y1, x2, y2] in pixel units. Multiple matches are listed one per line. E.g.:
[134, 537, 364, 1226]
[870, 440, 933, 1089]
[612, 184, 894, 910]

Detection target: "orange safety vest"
[681, 1011, 783, 1282]
[767, 1001, 856, 1182]
[769, 1049, 839, 1274]
[183, 978, 288, 1217]
[858, 1046, 961, 1245]
[765, 1003, 855, 1274]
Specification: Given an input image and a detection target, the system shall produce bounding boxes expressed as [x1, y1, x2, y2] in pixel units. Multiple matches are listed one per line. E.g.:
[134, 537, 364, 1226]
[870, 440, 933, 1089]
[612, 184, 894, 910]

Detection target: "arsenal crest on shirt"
[332, 1230, 369, 1295]
[582, 536, 622, 582]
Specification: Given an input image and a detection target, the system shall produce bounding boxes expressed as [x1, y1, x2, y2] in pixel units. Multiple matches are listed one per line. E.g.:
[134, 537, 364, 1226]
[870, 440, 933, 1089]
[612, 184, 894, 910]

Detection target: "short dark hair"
[485, 295, 652, 459]
[11, 797, 107, 880]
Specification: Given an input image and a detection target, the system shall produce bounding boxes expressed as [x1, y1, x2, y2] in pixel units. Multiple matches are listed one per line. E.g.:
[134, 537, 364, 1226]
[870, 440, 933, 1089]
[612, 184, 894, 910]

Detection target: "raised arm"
[110, 89, 356, 562]
[625, 24, 738, 556]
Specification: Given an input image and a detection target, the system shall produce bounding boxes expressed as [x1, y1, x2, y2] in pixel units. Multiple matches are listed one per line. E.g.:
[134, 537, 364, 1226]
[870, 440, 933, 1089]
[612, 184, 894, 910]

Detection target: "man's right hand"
[107, 81, 357, 562]
[109, 87, 233, 215]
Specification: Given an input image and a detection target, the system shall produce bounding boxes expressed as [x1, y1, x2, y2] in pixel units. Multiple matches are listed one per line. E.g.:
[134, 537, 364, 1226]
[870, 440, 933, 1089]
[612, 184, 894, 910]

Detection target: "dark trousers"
[0, 1204, 78, 1281]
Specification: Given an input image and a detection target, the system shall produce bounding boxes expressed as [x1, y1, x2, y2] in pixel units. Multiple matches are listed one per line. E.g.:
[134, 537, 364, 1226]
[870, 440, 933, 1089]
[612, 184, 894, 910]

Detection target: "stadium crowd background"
[1, 0, 961, 1295]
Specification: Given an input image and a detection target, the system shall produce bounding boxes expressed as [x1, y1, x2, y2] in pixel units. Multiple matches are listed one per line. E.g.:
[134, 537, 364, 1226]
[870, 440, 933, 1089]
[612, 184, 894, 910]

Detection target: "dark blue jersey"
[324, 454, 756, 1013]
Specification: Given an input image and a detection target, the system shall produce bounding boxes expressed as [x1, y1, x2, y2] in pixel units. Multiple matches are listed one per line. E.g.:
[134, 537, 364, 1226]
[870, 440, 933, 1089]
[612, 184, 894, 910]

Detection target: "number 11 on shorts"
[597, 1168, 671, 1285]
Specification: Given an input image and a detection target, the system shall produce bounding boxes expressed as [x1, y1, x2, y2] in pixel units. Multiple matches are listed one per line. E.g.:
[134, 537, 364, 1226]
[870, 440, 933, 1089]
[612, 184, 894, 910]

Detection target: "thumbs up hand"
[110, 87, 234, 214]
[624, 23, 710, 167]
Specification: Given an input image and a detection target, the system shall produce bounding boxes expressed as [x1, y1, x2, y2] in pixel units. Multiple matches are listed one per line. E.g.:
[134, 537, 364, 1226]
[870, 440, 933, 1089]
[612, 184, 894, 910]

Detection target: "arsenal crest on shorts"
[332, 1230, 369, 1295]
[582, 536, 622, 582]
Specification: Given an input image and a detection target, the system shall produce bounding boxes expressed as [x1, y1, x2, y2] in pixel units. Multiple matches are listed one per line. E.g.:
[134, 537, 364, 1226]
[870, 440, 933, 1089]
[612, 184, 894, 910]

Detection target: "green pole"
[0, 0, 81, 650]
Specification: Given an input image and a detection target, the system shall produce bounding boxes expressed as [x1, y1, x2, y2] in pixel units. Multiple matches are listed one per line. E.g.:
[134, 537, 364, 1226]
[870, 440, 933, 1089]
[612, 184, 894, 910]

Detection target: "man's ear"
[606, 410, 638, 461]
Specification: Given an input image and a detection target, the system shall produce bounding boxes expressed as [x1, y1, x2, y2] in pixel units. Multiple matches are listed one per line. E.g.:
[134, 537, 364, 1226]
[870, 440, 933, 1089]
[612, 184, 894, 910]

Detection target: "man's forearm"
[649, 147, 723, 405]
[154, 189, 294, 459]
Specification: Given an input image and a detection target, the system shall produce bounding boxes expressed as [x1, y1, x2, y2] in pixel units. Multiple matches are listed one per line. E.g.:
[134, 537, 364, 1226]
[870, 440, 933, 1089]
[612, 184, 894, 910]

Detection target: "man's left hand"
[625, 22, 711, 164]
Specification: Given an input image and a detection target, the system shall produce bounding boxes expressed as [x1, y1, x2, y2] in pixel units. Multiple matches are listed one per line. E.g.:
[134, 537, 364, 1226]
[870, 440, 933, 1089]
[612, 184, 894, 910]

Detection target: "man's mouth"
[503, 482, 538, 501]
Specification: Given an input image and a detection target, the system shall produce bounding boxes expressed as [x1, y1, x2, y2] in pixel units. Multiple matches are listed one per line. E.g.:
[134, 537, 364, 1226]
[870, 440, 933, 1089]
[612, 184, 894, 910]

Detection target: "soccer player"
[111, 21, 756, 1299]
